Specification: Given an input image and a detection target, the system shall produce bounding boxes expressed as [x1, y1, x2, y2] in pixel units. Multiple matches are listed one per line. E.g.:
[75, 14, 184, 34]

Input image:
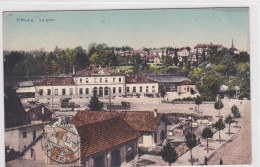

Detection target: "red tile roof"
[36, 77, 75, 86]
[74, 67, 123, 76]
[126, 76, 157, 84]
[180, 80, 194, 85]
[75, 116, 141, 157]
[145, 55, 156, 59]
[70, 110, 164, 132]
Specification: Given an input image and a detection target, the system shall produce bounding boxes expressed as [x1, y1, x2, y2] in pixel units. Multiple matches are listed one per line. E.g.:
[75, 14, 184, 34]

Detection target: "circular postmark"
[41, 115, 81, 165]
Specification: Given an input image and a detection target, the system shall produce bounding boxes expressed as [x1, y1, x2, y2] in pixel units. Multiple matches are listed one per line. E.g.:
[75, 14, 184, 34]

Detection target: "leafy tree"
[240, 79, 250, 99]
[181, 65, 189, 76]
[214, 100, 224, 118]
[160, 142, 178, 166]
[191, 67, 203, 82]
[166, 66, 179, 74]
[228, 78, 239, 98]
[195, 96, 202, 113]
[213, 118, 226, 143]
[225, 115, 235, 135]
[160, 88, 167, 99]
[199, 74, 222, 100]
[202, 127, 214, 153]
[231, 105, 241, 127]
[220, 54, 237, 76]
[173, 55, 179, 66]
[185, 131, 197, 165]
[214, 65, 227, 74]
[163, 55, 173, 67]
[185, 46, 191, 52]
[237, 51, 250, 63]
[74, 46, 88, 71]
[88, 94, 104, 111]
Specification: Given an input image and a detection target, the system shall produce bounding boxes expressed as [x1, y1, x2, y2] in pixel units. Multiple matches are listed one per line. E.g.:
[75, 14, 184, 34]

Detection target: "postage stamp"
[42, 115, 81, 166]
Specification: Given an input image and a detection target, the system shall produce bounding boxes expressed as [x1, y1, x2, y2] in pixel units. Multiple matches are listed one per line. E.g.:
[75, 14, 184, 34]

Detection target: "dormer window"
[47, 80, 50, 84]
[62, 80, 65, 84]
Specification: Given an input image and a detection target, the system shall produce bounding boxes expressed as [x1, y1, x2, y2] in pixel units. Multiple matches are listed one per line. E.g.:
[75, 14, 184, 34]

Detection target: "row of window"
[39, 86, 156, 96]
[78, 77, 122, 84]
[126, 86, 155, 93]
[23, 130, 37, 141]
[39, 87, 123, 96]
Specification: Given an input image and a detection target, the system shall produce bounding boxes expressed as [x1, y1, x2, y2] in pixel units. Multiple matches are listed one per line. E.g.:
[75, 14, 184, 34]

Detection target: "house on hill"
[177, 80, 197, 94]
[70, 110, 171, 148]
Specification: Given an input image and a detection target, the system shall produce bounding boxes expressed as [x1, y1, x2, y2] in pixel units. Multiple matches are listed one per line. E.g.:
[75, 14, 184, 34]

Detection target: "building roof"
[126, 76, 157, 84]
[74, 67, 123, 76]
[36, 77, 75, 86]
[27, 104, 53, 120]
[75, 116, 141, 157]
[145, 55, 156, 59]
[4, 87, 30, 128]
[70, 110, 165, 132]
[180, 80, 194, 85]
[146, 75, 190, 83]
[16, 87, 35, 93]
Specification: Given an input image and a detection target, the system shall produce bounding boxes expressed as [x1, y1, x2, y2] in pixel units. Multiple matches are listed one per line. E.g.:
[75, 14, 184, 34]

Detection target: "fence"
[162, 100, 215, 104]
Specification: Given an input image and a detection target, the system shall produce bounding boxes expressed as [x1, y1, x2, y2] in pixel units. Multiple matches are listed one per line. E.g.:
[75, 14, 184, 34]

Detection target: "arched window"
[104, 87, 109, 96]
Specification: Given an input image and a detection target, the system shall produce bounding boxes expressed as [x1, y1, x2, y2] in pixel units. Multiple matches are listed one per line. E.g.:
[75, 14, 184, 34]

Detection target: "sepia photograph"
[3, 7, 251, 167]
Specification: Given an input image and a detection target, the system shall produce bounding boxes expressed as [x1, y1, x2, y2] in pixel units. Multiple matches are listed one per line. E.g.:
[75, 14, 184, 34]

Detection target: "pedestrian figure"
[220, 159, 223, 165]
[204, 156, 208, 165]
[240, 101, 242, 105]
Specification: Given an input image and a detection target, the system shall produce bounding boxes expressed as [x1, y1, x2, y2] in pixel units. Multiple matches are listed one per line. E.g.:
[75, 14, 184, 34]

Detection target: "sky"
[3, 8, 249, 52]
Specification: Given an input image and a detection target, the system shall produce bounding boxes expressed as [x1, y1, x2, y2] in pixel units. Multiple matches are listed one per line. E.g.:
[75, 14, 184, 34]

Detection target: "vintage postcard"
[3, 8, 251, 167]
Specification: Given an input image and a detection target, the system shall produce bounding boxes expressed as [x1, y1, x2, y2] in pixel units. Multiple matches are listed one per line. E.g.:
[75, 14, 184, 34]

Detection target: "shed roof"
[74, 67, 123, 76]
[36, 77, 75, 86]
[126, 76, 157, 84]
[70, 110, 165, 132]
[75, 116, 141, 157]
[146, 75, 190, 83]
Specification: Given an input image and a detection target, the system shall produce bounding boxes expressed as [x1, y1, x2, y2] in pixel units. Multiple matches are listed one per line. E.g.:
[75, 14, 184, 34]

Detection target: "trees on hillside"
[199, 74, 222, 101]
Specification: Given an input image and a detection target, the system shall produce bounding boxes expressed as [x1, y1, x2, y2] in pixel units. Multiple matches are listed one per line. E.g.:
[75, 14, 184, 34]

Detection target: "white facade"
[177, 49, 189, 57]
[125, 82, 159, 95]
[138, 119, 167, 148]
[74, 75, 125, 98]
[35, 75, 126, 99]
[5, 122, 48, 151]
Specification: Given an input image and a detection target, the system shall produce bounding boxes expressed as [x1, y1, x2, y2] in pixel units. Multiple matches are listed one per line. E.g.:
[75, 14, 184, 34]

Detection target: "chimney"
[42, 106, 44, 115]
[153, 109, 158, 117]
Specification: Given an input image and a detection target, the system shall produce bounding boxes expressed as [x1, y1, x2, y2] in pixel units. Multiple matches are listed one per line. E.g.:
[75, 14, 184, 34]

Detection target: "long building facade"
[35, 67, 159, 100]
